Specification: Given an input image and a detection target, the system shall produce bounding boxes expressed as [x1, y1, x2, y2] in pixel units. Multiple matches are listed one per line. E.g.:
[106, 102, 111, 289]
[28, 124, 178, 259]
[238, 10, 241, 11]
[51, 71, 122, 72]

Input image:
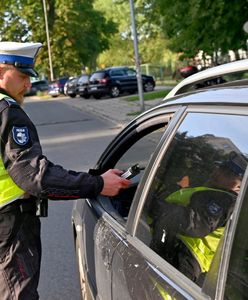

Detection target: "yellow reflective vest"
[0, 93, 25, 207]
[166, 187, 228, 273]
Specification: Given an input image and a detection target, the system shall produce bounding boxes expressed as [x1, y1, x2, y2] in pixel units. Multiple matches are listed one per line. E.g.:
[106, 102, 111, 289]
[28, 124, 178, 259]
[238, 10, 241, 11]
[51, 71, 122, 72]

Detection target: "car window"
[78, 75, 89, 84]
[97, 114, 173, 222]
[126, 69, 136, 76]
[111, 126, 166, 219]
[115, 128, 165, 171]
[110, 69, 125, 76]
[224, 187, 248, 299]
[90, 72, 105, 80]
[136, 112, 248, 296]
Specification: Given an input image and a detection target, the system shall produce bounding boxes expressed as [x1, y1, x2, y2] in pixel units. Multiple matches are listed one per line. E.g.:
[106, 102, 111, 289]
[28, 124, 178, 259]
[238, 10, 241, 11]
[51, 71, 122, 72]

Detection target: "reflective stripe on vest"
[165, 187, 230, 273]
[0, 93, 25, 207]
[179, 227, 224, 273]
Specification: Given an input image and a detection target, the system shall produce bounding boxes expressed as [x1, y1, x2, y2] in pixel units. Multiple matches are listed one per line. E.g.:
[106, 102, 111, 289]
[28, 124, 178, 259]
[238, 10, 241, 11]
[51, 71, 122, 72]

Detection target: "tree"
[0, 0, 117, 78]
[147, 0, 248, 64]
[95, 0, 176, 69]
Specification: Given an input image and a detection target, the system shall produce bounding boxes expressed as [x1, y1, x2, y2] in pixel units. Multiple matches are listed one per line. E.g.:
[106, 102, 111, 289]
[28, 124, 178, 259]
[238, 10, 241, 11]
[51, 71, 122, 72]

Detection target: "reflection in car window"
[224, 188, 248, 299]
[126, 69, 136, 76]
[136, 112, 248, 294]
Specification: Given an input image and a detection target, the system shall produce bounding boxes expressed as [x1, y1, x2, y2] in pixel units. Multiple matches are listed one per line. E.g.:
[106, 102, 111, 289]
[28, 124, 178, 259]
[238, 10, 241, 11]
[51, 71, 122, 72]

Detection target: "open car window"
[97, 113, 174, 222]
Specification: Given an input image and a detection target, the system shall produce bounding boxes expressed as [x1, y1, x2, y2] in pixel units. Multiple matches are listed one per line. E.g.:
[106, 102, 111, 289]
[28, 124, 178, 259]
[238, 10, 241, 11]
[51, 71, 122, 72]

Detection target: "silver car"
[72, 60, 248, 300]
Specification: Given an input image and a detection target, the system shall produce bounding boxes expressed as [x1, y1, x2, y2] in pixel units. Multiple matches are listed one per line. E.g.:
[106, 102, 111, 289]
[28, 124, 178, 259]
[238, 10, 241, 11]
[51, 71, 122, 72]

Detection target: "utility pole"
[129, 0, 145, 112]
[42, 0, 54, 81]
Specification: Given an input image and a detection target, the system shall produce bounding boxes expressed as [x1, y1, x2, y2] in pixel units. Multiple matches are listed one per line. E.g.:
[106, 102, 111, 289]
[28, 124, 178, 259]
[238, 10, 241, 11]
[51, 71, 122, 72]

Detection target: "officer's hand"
[100, 169, 131, 196]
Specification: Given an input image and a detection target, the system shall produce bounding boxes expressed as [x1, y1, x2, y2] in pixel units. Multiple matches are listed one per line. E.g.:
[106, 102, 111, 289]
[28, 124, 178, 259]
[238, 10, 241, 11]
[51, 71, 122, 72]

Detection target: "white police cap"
[0, 42, 42, 77]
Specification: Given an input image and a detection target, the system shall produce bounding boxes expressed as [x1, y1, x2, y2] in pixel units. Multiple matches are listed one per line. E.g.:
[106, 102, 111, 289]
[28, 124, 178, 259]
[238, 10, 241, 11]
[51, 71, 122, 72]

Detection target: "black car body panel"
[88, 67, 155, 98]
[65, 77, 79, 98]
[24, 79, 49, 96]
[72, 80, 248, 299]
[77, 74, 90, 98]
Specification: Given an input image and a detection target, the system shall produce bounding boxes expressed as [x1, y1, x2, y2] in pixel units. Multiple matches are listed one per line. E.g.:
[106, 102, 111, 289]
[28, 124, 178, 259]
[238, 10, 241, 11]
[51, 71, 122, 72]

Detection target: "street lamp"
[129, 0, 145, 112]
[42, 0, 54, 81]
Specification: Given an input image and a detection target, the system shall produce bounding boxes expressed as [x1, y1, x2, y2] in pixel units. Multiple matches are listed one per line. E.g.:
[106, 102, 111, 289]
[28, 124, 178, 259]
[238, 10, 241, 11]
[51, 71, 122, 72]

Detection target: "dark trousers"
[0, 201, 41, 300]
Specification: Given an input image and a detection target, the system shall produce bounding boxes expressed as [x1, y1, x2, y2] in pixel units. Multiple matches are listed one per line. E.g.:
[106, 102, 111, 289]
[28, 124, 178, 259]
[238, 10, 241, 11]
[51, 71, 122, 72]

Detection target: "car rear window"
[78, 75, 89, 83]
[90, 72, 106, 80]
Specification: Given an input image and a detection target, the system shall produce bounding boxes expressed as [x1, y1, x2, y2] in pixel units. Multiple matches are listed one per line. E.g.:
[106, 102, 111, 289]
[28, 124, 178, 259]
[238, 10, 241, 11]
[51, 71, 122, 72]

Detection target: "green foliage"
[0, 0, 117, 79]
[95, 0, 176, 69]
[1, 0, 248, 78]
[126, 89, 170, 101]
[148, 0, 248, 64]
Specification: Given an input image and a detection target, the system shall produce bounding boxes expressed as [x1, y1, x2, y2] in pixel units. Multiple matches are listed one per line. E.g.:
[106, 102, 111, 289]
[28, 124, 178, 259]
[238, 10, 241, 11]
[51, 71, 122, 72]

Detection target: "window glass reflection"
[137, 112, 248, 289]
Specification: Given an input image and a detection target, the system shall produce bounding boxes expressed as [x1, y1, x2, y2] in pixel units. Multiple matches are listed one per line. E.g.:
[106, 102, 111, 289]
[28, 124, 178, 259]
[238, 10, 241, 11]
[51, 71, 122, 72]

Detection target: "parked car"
[32, 79, 49, 92]
[72, 59, 248, 300]
[77, 74, 90, 99]
[64, 77, 79, 98]
[48, 77, 69, 97]
[24, 79, 49, 96]
[88, 66, 155, 99]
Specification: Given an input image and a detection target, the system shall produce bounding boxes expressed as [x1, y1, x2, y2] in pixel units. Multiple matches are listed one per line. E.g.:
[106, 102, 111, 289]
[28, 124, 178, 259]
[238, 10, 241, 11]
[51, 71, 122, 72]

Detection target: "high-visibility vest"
[0, 92, 25, 207]
[165, 187, 231, 273]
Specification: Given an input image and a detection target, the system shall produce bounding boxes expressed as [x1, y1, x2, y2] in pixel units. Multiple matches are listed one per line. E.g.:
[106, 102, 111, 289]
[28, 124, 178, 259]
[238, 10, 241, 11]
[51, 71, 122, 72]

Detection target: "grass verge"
[125, 89, 170, 102]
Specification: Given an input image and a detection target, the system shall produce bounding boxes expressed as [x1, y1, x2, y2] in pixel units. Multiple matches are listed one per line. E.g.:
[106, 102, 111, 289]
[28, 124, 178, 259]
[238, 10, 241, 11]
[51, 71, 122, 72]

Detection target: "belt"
[0, 198, 37, 215]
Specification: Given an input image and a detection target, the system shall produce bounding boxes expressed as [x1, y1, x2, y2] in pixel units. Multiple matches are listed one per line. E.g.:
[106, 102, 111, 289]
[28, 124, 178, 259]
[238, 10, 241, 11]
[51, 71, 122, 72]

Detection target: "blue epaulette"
[0, 94, 19, 113]
[4, 97, 17, 106]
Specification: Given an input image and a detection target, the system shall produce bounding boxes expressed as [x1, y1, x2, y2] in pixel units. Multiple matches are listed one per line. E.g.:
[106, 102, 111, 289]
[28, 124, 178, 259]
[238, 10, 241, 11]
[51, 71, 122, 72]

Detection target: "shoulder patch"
[207, 201, 223, 215]
[12, 126, 30, 146]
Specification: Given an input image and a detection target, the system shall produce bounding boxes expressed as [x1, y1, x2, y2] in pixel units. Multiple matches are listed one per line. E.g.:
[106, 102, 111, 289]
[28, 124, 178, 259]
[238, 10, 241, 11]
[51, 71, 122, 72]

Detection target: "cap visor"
[17, 67, 39, 77]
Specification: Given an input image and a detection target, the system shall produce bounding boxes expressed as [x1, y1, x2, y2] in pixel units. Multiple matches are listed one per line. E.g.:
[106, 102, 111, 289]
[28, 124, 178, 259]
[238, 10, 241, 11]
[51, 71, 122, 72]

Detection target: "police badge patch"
[207, 202, 222, 215]
[12, 126, 29, 146]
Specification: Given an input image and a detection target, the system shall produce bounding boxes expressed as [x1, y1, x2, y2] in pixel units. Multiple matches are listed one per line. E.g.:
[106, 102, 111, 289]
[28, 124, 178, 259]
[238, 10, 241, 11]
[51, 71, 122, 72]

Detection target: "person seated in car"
[150, 152, 246, 285]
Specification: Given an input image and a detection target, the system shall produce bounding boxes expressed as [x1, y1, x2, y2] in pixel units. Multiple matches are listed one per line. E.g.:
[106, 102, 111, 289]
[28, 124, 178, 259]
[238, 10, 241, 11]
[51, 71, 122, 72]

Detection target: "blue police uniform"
[0, 42, 103, 299]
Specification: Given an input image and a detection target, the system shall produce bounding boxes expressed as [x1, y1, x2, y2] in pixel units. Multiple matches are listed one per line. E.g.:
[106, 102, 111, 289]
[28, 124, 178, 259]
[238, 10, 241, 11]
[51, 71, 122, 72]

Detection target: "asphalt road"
[24, 98, 122, 300]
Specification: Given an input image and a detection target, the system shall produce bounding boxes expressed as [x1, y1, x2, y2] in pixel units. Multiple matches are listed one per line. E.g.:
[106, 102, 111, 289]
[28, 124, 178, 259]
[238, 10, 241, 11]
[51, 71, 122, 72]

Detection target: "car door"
[109, 69, 126, 91]
[87, 107, 176, 299]
[125, 68, 138, 91]
[110, 105, 248, 299]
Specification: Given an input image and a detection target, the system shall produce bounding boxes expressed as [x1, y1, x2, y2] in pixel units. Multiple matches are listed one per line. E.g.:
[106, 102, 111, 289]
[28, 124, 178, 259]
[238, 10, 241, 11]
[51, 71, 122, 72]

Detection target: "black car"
[72, 60, 248, 300]
[24, 79, 49, 96]
[64, 77, 79, 98]
[88, 66, 155, 99]
[77, 74, 90, 99]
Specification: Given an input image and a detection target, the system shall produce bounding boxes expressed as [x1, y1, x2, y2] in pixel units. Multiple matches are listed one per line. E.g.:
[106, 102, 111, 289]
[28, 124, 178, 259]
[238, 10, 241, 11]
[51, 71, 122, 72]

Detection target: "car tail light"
[99, 77, 109, 84]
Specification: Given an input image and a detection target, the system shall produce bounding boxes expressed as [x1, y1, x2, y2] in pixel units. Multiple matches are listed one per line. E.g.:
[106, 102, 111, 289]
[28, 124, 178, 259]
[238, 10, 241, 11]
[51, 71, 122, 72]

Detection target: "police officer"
[150, 152, 246, 284]
[0, 42, 130, 300]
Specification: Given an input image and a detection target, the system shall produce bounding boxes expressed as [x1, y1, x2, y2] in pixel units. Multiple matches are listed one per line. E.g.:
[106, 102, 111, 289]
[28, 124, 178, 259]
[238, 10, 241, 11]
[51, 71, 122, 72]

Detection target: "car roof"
[93, 66, 129, 73]
[165, 59, 248, 99]
[163, 86, 248, 107]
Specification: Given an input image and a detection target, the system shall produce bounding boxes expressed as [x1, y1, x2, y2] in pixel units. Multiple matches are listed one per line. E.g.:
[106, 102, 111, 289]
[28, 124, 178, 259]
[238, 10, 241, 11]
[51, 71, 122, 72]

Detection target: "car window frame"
[125, 104, 248, 299]
[95, 110, 177, 222]
[110, 69, 126, 77]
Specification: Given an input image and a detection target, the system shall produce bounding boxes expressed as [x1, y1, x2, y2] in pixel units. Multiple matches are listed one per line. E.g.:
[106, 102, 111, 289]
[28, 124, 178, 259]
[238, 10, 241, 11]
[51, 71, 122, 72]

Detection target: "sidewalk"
[69, 95, 165, 127]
